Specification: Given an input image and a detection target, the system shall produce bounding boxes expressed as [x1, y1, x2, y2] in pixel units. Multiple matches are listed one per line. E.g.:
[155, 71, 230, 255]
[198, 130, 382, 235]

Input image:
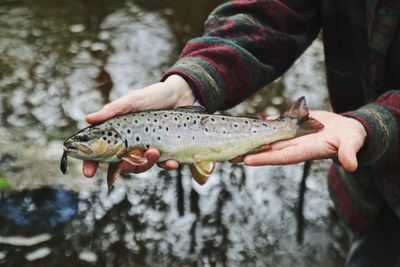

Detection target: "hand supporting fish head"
[63, 126, 126, 162]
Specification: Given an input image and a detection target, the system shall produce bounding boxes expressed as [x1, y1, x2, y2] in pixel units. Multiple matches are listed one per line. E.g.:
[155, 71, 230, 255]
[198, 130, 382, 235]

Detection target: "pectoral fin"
[190, 161, 216, 185]
[107, 163, 120, 191]
[121, 148, 148, 166]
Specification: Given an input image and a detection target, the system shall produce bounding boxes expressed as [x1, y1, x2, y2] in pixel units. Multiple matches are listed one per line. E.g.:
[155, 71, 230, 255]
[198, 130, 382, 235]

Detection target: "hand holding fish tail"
[82, 75, 193, 178]
[243, 111, 367, 172]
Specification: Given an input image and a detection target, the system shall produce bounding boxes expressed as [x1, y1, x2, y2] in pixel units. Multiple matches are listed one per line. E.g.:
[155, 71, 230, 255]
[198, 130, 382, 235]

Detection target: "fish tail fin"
[284, 97, 324, 137]
[296, 117, 324, 137]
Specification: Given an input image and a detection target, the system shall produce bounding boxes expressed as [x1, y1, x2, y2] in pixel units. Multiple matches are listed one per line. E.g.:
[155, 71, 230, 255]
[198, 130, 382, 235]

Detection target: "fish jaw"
[63, 139, 125, 163]
[63, 124, 127, 163]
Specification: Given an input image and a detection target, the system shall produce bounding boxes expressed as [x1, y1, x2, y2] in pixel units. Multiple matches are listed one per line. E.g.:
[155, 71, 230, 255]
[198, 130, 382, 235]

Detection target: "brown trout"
[61, 97, 323, 188]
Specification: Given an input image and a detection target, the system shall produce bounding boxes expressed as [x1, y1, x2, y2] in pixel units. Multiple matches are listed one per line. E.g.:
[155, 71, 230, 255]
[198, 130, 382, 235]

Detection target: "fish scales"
[102, 110, 295, 163]
[61, 97, 324, 187]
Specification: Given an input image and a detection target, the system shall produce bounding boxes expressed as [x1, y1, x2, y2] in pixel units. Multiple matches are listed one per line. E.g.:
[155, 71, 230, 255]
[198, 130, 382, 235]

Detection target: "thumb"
[337, 138, 362, 172]
[85, 102, 124, 124]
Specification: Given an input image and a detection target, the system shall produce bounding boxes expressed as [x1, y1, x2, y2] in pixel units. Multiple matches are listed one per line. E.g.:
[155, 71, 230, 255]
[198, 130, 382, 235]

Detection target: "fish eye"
[76, 134, 90, 142]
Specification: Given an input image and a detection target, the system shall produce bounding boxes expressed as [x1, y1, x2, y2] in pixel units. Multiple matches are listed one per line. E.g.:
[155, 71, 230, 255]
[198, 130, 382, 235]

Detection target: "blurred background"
[0, 0, 348, 266]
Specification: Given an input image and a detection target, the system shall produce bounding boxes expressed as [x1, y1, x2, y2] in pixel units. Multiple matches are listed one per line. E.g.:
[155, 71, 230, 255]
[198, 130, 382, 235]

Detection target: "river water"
[0, 0, 348, 266]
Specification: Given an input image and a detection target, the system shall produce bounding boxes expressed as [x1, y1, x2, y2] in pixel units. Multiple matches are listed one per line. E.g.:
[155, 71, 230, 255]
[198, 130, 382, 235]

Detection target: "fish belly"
[157, 128, 296, 163]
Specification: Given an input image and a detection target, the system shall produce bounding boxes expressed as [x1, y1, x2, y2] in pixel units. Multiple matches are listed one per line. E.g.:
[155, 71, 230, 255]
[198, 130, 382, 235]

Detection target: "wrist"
[343, 116, 367, 145]
[164, 74, 195, 106]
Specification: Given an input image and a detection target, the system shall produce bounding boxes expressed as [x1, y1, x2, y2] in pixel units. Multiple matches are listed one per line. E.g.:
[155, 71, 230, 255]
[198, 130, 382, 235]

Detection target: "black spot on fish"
[186, 117, 190, 120]
[152, 129, 156, 133]
[183, 123, 187, 127]
[205, 128, 208, 132]
[114, 134, 118, 138]
[117, 123, 120, 126]
[192, 136, 195, 140]
[263, 123, 268, 127]
[101, 131, 105, 135]
[234, 124, 238, 127]
[145, 144, 150, 149]
[223, 131, 226, 134]
[178, 135, 181, 139]
[273, 127, 276, 130]
[211, 118, 215, 122]
[136, 137, 140, 142]
[154, 119, 158, 123]
[174, 117, 178, 121]
[108, 132, 112, 136]
[76, 134, 90, 142]
[253, 130, 257, 133]
[127, 129, 131, 134]
[193, 120, 197, 124]
[159, 126, 162, 129]
[164, 114, 168, 118]
[134, 120, 138, 123]
[245, 121, 249, 124]
[166, 127, 169, 131]
[108, 140, 111, 144]
[114, 140, 118, 144]
[124, 139, 128, 148]
[103, 137, 107, 141]
[157, 137, 161, 140]
[222, 117, 225, 121]
[145, 127, 148, 132]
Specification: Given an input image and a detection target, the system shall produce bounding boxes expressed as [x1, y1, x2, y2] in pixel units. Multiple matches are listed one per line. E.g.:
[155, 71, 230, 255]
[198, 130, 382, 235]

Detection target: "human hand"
[241, 111, 367, 172]
[82, 75, 193, 178]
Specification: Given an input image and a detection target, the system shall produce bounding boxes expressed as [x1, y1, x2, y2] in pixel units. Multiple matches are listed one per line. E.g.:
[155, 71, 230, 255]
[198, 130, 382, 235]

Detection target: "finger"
[244, 144, 329, 166]
[82, 161, 99, 178]
[85, 103, 123, 124]
[85, 97, 133, 124]
[119, 148, 160, 174]
[267, 135, 315, 151]
[337, 137, 363, 172]
[157, 160, 180, 170]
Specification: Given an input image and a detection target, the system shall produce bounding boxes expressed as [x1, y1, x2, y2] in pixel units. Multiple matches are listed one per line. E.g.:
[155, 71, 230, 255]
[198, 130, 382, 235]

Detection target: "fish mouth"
[63, 142, 78, 153]
[63, 143, 93, 154]
[64, 143, 93, 154]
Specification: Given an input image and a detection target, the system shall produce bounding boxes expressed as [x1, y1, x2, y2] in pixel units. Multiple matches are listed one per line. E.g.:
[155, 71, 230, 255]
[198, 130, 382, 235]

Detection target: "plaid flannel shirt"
[162, 0, 400, 235]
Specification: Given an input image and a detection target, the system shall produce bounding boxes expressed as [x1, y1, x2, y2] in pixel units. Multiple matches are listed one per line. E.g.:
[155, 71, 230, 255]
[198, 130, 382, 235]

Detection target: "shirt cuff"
[161, 57, 227, 113]
[342, 103, 398, 165]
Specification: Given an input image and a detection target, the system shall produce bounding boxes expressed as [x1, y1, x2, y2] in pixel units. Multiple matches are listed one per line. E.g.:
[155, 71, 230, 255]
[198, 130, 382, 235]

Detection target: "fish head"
[63, 126, 126, 161]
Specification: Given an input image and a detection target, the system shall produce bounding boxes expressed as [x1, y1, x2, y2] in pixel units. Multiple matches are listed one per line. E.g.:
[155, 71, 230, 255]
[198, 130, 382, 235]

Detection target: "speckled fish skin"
[62, 97, 323, 166]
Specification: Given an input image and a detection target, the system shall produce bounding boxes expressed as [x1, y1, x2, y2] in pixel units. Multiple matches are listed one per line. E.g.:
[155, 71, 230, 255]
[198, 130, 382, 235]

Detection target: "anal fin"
[190, 161, 216, 185]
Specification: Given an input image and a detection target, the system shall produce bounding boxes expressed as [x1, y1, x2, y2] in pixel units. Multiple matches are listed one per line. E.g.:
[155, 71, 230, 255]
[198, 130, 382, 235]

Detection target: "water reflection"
[0, 188, 78, 235]
[0, 164, 347, 266]
[0, 0, 346, 266]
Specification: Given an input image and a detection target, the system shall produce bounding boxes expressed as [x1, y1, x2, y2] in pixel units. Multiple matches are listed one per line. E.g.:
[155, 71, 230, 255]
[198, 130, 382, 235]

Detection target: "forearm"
[342, 90, 400, 165]
[162, 0, 321, 113]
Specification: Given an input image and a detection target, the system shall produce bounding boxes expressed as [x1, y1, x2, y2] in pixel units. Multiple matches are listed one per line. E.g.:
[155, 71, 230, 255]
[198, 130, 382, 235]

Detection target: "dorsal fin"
[283, 97, 309, 122]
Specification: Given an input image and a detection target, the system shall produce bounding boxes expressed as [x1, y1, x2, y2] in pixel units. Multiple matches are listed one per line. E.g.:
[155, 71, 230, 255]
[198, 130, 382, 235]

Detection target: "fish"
[61, 97, 323, 189]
